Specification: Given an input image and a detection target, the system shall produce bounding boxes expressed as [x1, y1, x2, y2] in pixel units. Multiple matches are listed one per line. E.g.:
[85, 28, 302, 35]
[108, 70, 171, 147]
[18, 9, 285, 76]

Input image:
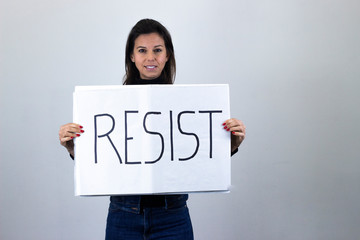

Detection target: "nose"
[146, 52, 155, 61]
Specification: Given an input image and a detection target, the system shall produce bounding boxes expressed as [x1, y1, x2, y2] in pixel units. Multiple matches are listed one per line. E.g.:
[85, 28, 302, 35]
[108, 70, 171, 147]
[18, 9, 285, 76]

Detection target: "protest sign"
[73, 84, 231, 196]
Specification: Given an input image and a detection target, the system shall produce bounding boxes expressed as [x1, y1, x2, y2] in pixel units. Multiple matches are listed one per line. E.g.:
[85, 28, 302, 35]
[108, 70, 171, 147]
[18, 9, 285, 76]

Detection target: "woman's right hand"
[59, 123, 84, 157]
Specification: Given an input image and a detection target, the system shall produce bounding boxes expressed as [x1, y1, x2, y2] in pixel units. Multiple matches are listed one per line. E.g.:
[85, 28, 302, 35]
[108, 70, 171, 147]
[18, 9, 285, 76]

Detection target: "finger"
[60, 123, 83, 130]
[230, 129, 245, 136]
[231, 131, 245, 138]
[59, 124, 84, 138]
[59, 129, 82, 140]
[230, 123, 246, 131]
[223, 119, 243, 127]
[228, 119, 244, 128]
[60, 136, 74, 144]
[67, 127, 84, 134]
[62, 124, 83, 134]
[223, 123, 246, 133]
[59, 133, 80, 143]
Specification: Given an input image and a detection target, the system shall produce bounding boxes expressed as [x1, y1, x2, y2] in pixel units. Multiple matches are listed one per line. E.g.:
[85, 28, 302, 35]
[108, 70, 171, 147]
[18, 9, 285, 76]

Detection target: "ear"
[131, 54, 135, 62]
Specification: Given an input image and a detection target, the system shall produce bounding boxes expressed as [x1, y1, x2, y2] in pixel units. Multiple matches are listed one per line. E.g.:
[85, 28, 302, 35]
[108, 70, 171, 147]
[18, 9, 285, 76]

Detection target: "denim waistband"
[109, 194, 188, 213]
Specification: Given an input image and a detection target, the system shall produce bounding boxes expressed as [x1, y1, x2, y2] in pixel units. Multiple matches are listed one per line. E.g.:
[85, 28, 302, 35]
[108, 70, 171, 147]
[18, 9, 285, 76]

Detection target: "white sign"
[73, 84, 231, 196]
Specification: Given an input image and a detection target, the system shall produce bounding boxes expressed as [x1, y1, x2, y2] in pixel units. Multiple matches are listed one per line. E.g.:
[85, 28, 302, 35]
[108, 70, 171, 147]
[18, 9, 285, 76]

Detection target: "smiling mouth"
[145, 65, 157, 69]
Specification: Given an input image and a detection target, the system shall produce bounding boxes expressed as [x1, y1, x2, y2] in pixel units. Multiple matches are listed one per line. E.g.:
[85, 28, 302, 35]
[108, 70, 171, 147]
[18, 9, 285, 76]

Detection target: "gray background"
[1, 0, 359, 239]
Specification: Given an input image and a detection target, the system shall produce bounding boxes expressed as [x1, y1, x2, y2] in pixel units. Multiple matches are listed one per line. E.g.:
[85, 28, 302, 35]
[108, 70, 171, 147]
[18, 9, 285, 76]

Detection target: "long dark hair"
[124, 19, 176, 85]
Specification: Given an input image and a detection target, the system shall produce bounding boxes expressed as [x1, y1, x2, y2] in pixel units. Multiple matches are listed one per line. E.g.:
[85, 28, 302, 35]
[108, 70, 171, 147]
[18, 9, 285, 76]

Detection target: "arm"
[222, 118, 246, 154]
[58, 123, 84, 159]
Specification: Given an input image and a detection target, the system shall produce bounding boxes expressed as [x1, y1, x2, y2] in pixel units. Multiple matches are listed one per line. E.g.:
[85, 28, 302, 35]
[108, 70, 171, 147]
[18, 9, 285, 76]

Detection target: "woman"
[59, 19, 246, 240]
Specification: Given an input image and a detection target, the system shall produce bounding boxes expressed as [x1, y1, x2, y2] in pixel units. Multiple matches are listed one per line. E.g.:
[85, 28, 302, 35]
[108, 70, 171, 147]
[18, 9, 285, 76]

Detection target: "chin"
[142, 74, 160, 80]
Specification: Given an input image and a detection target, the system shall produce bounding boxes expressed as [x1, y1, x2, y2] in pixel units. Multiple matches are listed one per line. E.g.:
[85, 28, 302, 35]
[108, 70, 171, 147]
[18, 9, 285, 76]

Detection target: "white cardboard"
[73, 84, 231, 196]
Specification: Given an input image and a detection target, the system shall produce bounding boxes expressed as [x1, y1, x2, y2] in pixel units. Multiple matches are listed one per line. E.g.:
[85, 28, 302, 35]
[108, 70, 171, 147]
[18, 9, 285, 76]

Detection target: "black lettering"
[143, 112, 164, 164]
[125, 111, 141, 164]
[199, 110, 223, 158]
[94, 114, 122, 164]
[170, 110, 174, 161]
[177, 111, 199, 161]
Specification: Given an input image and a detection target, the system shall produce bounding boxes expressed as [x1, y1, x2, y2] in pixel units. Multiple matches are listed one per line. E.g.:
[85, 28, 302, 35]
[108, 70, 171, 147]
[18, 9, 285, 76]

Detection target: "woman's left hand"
[223, 118, 246, 152]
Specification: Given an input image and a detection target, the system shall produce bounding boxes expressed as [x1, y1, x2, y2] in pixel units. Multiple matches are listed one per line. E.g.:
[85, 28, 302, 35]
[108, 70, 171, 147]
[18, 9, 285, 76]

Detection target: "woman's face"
[131, 33, 169, 80]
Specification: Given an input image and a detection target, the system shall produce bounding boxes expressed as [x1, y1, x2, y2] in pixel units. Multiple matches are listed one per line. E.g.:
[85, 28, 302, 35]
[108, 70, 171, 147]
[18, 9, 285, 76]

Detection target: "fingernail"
[80, 126, 83, 129]
[71, 137, 74, 139]
[224, 126, 227, 129]
[80, 130, 84, 133]
[222, 123, 226, 126]
[76, 134, 80, 137]
[232, 132, 235, 134]
[227, 128, 230, 131]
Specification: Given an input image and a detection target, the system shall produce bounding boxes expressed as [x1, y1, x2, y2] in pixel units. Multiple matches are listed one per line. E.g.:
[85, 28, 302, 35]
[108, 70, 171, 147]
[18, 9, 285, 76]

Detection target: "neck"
[132, 76, 166, 85]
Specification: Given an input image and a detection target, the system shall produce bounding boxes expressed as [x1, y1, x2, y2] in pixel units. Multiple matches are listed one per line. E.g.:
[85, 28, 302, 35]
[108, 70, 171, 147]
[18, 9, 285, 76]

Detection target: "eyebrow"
[136, 45, 164, 49]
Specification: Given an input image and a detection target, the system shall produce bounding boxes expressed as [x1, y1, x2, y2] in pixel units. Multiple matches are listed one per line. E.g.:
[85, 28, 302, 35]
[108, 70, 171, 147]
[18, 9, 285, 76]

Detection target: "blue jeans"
[105, 194, 193, 240]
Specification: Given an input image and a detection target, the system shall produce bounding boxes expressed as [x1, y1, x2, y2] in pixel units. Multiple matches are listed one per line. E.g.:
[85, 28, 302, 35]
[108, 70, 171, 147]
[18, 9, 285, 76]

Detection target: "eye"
[138, 49, 146, 53]
[154, 48, 162, 53]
